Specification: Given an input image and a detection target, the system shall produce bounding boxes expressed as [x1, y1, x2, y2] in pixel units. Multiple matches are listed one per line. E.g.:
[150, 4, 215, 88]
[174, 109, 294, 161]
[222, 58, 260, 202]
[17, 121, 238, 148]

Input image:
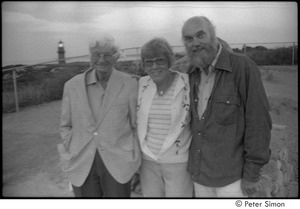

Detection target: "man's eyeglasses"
[92, 52, 119, 60]
[143, 58, 167, 67]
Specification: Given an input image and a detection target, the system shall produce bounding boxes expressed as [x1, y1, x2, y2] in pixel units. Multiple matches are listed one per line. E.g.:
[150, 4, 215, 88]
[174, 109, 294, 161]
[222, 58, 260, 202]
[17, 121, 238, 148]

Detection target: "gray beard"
[189, 43, 218, 68]
[188, 40, 219, 68]
[189, 50, 211, 69]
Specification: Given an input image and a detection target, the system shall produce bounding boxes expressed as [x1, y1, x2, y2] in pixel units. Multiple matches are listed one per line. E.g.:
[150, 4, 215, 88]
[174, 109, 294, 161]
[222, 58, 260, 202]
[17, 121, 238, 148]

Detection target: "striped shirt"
[146, 75, 178, 156]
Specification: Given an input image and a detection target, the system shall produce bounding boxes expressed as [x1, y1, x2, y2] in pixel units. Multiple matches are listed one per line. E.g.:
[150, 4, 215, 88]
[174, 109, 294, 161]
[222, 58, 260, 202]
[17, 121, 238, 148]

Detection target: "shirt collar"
[188, 43, 223, 75]
[210, 43, 223, 69]
[201, 43, 223, 74]
[86, 68, 98, 85]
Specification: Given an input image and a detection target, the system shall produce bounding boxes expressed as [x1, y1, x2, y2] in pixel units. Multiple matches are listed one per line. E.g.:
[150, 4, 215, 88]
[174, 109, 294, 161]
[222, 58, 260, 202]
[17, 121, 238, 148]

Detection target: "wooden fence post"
[12, 69, 19, 112]
[243, 44, 247, 54]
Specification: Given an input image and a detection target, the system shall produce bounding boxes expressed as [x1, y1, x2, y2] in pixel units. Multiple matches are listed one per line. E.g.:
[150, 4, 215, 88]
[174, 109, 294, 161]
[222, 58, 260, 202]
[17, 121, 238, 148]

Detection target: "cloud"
[2, 2, 125, 24]
[2, 10, 82, 33]
[85, 6, 183, 34]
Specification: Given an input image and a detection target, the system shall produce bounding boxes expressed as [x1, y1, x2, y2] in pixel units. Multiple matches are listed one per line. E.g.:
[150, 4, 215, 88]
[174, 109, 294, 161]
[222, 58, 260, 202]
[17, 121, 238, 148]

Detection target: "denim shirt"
[187, 48, 272, 187]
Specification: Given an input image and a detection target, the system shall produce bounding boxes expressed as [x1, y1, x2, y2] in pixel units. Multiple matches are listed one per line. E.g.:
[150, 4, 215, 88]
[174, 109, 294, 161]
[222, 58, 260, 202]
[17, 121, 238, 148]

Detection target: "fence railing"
[2, 41, 298, 113]
[120, 41, 298, 65]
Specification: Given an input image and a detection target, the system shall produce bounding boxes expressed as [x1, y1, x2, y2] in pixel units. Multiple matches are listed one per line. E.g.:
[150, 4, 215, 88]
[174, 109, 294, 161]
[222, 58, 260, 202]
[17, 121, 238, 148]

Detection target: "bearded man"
[182, 16, 272, 197]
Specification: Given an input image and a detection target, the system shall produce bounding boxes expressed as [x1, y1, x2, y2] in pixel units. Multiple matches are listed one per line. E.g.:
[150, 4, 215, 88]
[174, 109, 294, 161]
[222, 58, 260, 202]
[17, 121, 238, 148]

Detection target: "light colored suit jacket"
[58, 68, 141, 187]
[137, 71, 192, 163]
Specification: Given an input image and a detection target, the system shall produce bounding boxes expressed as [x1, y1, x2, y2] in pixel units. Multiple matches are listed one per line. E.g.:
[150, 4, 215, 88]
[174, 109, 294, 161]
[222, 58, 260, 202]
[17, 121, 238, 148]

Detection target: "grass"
[261, 69, 274, 82]
[3, 81, 63, 112]
[2, 63, 88, 113]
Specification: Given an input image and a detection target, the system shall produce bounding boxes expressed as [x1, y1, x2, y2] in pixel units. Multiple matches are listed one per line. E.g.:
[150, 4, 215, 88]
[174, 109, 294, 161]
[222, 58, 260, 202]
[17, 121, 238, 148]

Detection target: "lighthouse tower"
[57, 40, 66, 64]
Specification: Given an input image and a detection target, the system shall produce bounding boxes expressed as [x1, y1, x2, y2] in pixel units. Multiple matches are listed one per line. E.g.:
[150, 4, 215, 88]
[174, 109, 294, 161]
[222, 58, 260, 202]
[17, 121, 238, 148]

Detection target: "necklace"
[157, 73, 176, 96]
[158, 90, 164, 96]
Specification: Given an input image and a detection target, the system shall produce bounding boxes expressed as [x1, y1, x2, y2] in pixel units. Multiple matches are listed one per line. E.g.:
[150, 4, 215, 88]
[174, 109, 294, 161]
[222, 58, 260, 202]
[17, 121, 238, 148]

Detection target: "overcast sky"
[2, 1, 298, 66]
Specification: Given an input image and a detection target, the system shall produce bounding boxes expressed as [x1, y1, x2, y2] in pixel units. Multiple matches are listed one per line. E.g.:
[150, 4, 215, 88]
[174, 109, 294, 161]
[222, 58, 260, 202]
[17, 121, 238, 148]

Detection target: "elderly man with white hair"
[58, 35, 141, 197]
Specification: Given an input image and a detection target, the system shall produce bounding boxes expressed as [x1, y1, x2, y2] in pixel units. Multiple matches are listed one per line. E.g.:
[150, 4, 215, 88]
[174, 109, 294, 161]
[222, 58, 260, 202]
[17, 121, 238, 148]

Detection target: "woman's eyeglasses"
[143, 58, 167, 67]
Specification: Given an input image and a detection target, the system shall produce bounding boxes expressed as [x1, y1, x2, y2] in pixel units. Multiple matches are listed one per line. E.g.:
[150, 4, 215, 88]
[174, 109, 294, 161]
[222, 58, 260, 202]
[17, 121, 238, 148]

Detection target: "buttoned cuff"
[243, 161, 263, 182]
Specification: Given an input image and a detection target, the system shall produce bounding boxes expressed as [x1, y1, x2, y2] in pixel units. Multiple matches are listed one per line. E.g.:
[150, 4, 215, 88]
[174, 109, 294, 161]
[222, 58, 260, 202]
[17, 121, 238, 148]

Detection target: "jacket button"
[201, 117, 205, 120]
[226, 101, 230, 104]
[93, 132, 98, 136]
[198, 132, 202, 136]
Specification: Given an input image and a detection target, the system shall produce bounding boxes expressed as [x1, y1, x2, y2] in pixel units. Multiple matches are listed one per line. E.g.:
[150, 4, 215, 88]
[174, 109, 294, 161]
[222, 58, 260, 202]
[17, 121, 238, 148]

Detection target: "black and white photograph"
[2, 1, 298, 205]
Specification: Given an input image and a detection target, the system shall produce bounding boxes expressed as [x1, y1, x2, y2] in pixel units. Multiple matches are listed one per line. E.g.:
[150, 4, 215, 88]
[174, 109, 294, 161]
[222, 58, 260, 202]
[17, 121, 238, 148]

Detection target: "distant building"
[57, 40, 66, 64]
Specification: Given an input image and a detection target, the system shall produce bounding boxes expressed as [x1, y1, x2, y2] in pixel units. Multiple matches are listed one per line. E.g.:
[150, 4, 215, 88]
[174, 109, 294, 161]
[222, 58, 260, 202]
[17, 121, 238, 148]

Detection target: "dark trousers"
[72, 151, 132, 198]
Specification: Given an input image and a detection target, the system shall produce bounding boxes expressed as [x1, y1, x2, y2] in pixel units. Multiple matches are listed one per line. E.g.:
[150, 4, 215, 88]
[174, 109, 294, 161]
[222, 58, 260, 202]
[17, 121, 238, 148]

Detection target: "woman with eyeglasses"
[137, 37, 193, 197]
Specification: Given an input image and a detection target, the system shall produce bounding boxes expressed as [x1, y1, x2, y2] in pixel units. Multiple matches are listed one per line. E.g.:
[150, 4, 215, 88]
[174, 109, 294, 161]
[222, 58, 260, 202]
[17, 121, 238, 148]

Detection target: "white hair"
[88, 34, 120, 53]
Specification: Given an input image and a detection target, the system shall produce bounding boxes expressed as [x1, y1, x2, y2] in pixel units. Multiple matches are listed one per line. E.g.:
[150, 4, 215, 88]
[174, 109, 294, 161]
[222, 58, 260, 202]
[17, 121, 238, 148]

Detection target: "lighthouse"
[57, 40, 66, 64]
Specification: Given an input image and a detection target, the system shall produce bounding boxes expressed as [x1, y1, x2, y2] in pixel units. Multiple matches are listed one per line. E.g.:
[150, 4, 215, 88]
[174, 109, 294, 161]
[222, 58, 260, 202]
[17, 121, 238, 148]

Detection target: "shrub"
[2, 64, 87, 113]
[235, 46, 298, 66]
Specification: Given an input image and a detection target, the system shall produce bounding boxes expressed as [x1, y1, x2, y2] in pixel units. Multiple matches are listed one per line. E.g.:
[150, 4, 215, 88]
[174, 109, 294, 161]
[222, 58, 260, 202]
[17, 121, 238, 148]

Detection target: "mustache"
[188, 49, 208, 57]
[193, 46, 206, 51]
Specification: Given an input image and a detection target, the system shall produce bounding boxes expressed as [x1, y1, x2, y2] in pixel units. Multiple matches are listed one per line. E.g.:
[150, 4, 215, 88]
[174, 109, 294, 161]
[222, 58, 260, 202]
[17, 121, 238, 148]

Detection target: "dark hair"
[140, 37, 175, 68]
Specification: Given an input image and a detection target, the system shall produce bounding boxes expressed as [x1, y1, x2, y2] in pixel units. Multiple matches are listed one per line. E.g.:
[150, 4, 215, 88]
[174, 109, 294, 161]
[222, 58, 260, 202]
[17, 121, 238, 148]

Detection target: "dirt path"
[2, 101, 73, 197]
[2, 66, 298, 197]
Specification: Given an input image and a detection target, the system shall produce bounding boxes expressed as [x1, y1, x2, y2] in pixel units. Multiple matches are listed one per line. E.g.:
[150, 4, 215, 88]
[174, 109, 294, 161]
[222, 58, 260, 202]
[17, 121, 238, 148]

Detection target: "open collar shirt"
[85, 68, 105, 122]
[197, 43, 223, 118]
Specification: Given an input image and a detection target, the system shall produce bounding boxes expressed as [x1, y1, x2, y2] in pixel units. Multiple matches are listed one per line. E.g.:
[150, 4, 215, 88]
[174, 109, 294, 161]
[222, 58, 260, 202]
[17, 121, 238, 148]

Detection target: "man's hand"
[241, 178, 260, 196]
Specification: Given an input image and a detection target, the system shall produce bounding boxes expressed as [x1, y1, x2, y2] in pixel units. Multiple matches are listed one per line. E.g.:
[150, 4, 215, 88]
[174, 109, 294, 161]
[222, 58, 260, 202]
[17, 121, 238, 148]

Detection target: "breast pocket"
[215, 95, 240, 125]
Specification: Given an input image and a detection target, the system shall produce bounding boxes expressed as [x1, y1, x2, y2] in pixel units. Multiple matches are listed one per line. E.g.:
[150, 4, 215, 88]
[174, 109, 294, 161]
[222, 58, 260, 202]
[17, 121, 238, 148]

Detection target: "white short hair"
[88, 34, 119, 53]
